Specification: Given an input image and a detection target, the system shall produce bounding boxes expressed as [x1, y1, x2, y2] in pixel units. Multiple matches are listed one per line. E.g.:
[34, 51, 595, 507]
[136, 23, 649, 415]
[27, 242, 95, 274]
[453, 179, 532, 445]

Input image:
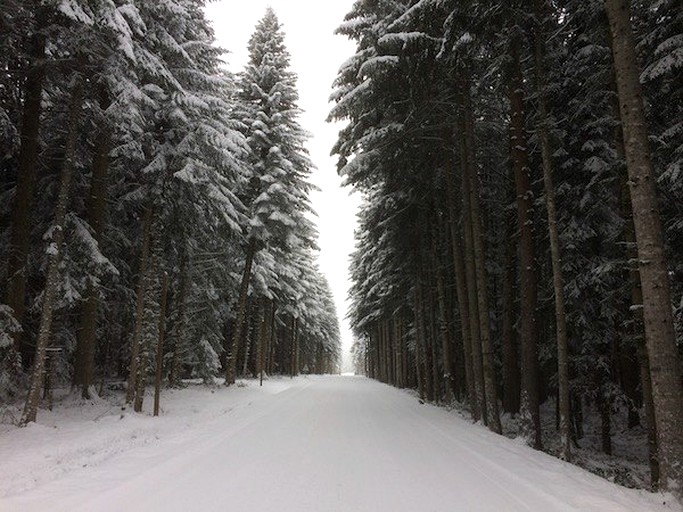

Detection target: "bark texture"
[533, 0, 570, 460]
[605, 0, 683, 495]
[509, 38, 542, 450]
[21, 79, 83, 425]
[226, 240, 256, 386]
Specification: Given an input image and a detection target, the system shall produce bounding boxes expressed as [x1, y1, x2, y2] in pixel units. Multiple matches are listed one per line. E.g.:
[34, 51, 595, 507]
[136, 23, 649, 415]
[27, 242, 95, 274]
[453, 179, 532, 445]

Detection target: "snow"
[1, 376, 679, 512]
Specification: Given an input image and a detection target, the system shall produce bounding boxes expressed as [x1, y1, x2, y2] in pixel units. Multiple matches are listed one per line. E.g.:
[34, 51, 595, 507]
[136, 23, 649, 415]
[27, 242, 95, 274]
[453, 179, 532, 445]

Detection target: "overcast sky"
[204, 1, 360, 367]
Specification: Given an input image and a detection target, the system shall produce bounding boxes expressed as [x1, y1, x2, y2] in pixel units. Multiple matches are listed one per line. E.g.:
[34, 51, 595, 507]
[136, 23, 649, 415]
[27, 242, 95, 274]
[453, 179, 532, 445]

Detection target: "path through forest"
[1, 376, 677, 511]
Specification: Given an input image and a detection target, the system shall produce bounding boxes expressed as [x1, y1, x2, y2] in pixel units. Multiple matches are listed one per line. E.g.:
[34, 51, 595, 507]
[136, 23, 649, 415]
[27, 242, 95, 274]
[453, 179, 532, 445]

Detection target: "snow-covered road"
[1, 376, 677, 511]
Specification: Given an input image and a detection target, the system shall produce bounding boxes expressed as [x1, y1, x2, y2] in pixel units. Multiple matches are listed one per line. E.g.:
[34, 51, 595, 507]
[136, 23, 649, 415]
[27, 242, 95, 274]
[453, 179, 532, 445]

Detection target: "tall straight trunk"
[394, 318, 404, 388]
[5, 11, 46, 353]
[625, 193, 659, 487]
[501, 212, 521, 414]
[605, 0, 683, 494]
[169, 255, 190, 386]
[638, 344, 660, 489]
[134, 248, 160, 413]
[265, 302, 274, 382]
[265, 302, 275, 377]
[427, 286, 441, 403]
[418, 278, 434, 401]
[153, 273, 169, 417]
[509, 38, 542, 450]
[256, 299, 267, 386]
[446, 164, 476, 416]
[533, 0, 570, 459]
[21, 78, 83, 425]
[461, 73, 501, 433]
[290, 316, 299, 377]
[74, 86, 111, 398]
[126, 206, 154, 404]
[241, 298, 255, 377]
[388, 318, 396, 385]
[614, 83, 659, 487]
[459, 118, 487, 424]
[413, 288, 425, 400]
[226, 240, 256, 386]
[433, 225, 455, 402]
[292, 318, 301, 377]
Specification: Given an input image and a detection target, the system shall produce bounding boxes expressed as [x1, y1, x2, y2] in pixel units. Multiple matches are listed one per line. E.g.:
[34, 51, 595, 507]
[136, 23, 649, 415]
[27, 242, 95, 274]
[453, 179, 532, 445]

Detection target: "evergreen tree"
[226, 8, 316, 385]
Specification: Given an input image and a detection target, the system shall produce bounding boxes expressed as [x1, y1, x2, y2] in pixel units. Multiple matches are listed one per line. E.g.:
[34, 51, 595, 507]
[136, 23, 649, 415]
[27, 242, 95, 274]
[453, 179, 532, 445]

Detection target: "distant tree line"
[332, 0, 682, 497]
[0, 3, 340, 424]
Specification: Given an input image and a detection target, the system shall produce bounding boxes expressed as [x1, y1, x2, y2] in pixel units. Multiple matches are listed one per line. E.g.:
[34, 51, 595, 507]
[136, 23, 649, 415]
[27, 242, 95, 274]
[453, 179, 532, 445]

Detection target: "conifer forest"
[1, 0, 682, 509]
[331, 0, 682, 498]
[1, 3, 341, 421]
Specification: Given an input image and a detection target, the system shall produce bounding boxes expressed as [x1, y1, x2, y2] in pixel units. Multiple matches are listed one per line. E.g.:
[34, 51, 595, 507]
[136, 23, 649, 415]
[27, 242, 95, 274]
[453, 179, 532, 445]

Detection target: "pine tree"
[226, 8, 316, 385]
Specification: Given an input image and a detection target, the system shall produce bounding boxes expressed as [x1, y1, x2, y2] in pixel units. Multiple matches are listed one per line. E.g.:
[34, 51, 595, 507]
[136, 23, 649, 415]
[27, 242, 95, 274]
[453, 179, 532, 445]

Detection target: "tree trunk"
[446, 167, 477, 417]
[126, 206, 154, 404]
[433, 224, 455, 402]
[501, 210, 521, 414]
[427, 286, 441, 404]
[242, 298, 255, 377]
[459, 122, 486, 423]
[256, 299, 269, 386]
[413, 288, 425, 400]
[615, 85, 658, 488]
[509, 37, 542, 450]
[133, 247, 160, 413]
[226, 240, 256, 385]
[638, 343, 660, 489]
[153, 273, 169, 417]
[461, 73, 501, 433]
[20, 78, 83, 425]
[169, 254, 190, 386]
[5, 11, 46, 354]
[605, 0, 683, 496]
[290, 316, 299, 377]
[533, 0, 570, 460]
[74, 86, 111, 399]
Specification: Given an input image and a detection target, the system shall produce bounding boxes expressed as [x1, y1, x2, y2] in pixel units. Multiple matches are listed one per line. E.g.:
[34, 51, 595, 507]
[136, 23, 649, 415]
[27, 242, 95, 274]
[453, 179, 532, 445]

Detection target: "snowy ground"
[0, 376, 680, 512]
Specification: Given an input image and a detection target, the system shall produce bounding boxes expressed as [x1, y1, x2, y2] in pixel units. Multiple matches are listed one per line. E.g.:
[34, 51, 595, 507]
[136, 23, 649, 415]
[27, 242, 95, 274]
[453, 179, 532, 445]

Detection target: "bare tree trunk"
[461, 74, 501, 433]
[5, 9, 46, 354]
[638, 344, 660, 489]
[133, 247, 160, 413]
[459, 124, 486, 423]
[533, 0, 570, 459]
[74, 86, 111, 399]
[226, 240, 256, 386]
[20, 78, 83, 425]
[446, 167, 477, 417]
[427, 286, 441, 403]
[413, 288, 425, 400]
[126, 206, 154, 404]
[169, 254, 190, 386]
[433, 224, 455, 403]
[501, 211, 521, 414]
[614, 81, 659, 489]
[242, 298, 254, 377]
[153, 273, 169, 417]
[256, 299, 269, 386]
[605, 0, 683, 495]
[417, 278, 434, 401]
[509, 37, 542, 450]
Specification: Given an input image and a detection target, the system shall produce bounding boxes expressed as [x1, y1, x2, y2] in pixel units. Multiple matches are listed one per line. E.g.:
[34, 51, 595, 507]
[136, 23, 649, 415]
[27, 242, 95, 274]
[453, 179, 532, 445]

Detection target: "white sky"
[204, 1, 360, 368]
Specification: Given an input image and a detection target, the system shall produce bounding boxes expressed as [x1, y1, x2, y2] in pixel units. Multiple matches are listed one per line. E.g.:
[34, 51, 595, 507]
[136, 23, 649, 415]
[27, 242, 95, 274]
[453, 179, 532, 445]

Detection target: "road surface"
[1, 376, 675, 511]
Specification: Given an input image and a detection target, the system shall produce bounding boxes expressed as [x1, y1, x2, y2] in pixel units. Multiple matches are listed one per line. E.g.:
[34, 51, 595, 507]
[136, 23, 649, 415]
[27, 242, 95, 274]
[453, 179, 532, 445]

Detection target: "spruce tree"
[226, 8, 316, 385]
